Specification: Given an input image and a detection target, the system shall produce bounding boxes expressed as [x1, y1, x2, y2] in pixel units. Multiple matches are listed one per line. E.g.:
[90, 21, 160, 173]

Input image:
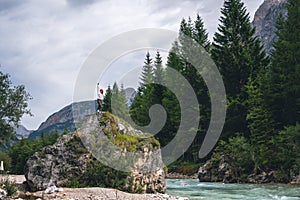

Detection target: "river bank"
[1, 175, 188, 200]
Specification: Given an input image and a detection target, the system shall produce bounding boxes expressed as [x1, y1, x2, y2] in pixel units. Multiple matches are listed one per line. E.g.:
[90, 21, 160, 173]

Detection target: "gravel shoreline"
[20, 187, 188, 200]
[1, 175, 189, 200]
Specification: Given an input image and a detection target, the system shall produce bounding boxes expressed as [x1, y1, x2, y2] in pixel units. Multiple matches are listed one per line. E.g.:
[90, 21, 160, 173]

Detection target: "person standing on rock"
[97, 83, 105, 114]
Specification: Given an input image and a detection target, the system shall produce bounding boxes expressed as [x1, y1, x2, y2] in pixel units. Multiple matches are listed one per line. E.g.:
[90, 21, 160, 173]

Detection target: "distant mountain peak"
[15, 124, 32, 140]
[252, 0, 288, 54]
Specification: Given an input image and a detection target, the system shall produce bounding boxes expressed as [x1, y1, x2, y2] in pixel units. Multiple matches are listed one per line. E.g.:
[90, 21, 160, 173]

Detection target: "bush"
[0, 176, 17, 197]
[66, 177, 84, 188]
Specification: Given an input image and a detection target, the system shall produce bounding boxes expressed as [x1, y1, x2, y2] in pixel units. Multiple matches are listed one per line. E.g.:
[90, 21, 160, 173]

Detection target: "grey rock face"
[25, 133, 90, 191]
[252, 0, 288, 54]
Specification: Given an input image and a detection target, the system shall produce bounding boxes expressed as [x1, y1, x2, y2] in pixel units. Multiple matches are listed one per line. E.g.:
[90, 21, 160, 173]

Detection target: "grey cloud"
[0, 0, 24, 12]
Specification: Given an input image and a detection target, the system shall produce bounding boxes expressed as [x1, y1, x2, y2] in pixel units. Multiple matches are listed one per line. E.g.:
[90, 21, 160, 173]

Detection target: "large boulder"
[25, 132, 90, 191]
[25, 113, 166, 193]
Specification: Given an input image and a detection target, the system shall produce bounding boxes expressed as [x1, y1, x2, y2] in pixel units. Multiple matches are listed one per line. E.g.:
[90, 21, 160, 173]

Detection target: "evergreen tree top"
[140, 52, 154, 87]
[214, 0, 254, 47]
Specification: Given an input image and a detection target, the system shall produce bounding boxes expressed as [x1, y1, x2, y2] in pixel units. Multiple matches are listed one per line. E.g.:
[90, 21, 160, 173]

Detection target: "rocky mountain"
[252, 0, 288, 54]
[28, 100, 95, 139]
[25, 112, 166, 194]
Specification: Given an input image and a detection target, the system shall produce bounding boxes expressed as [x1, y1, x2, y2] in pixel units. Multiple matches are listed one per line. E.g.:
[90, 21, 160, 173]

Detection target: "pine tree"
[161, 14, 212, 161]
[211, 0, 268, 139]
[111, 82, 128, 119]
[140, 52, 154, 87]
[118, 84, 129, 119]
[153, 50, 164, 85]
[129, 87, 150, 126]
[103, 85, 112, 113]
[130, 52, 155, 127]
[246, 69, 277, 171]
[266, 0, 300, 129]
[151, 51, 165, 105]
[193, 13, 210, 51]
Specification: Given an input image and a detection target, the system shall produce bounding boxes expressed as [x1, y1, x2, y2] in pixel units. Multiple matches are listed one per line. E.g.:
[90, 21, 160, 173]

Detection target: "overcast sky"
[0, 0, 264, 130]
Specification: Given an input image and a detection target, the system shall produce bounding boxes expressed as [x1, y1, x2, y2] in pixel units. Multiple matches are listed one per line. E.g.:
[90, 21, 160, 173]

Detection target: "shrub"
[66, 177, 84, 188]
[0, 176, 17, 197]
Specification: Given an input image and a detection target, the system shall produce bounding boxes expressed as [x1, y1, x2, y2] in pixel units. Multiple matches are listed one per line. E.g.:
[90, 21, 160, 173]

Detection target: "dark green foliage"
[164, 14, 212, 161]
[206, 0, 299, 181]
[81, 158, 130, 191]
[130, 52, 158, 128]
[139, 52, 154, 87]
[211, 0, 269, 139]
[246, 72, 277, 172]
[265, 0, 300, 130]
[0, 69, 32, 144]
[8, 132, 59, 174]
[66, 158, 131, 191]
[241, 0, 299, 178]
[66, 177, 84, 188]
[130, 14, 211, 163]
[103, 85, 112, 113]
[271, 124, 300, 182]
[212, 135, 254, 181]
[153, 51, 164, 85]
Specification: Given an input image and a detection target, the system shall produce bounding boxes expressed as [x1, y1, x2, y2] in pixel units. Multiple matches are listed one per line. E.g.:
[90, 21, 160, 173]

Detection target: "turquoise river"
[166, 179, 300, 200]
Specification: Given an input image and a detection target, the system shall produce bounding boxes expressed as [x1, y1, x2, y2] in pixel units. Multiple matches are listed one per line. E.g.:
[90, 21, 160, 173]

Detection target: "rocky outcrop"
[247, 171, 275, 184]
[252, 0, 288, 54]
[25, 112, 166, 194]
[198, 158, 235, 183]
[198, 157, 298, 184]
